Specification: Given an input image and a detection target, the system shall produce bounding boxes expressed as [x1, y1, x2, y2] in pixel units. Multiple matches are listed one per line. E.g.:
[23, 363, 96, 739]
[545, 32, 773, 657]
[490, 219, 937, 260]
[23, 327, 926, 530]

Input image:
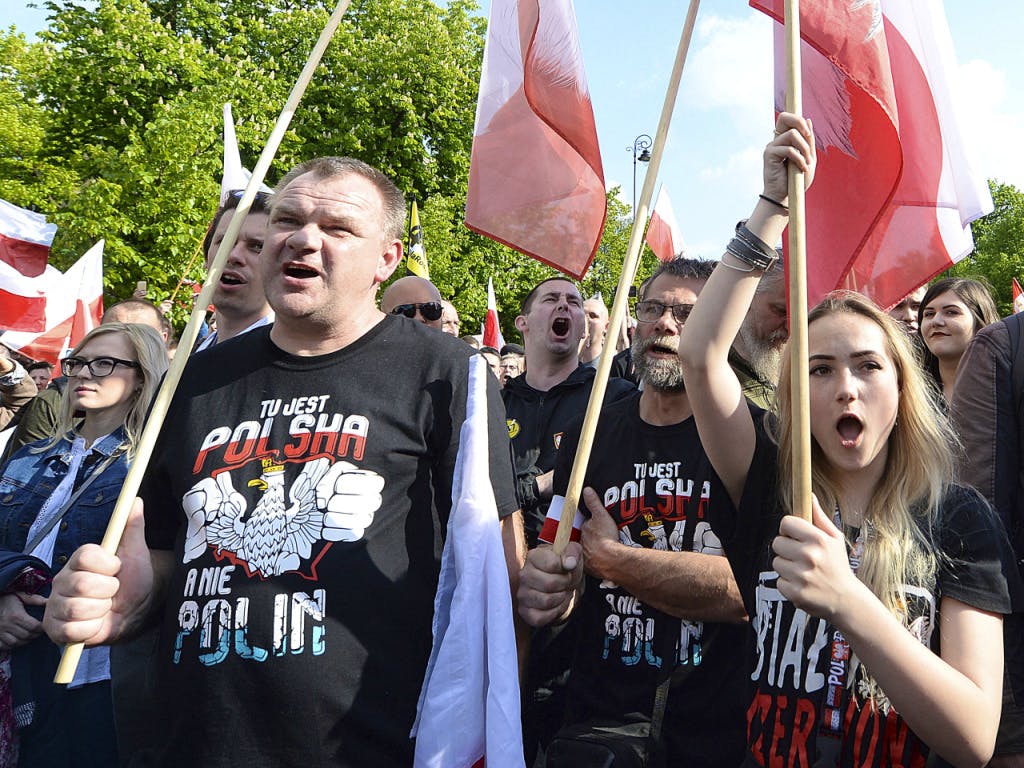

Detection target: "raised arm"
[678, 112, 815, 505]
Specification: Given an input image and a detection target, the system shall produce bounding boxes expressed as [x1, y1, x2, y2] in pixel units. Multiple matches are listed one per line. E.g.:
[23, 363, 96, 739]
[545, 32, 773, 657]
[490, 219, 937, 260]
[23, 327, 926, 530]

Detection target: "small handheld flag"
[407, 200, 429, 279]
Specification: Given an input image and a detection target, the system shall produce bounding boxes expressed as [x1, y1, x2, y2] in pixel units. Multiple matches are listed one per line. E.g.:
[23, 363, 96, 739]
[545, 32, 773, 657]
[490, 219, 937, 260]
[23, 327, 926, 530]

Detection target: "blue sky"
[8, 1, 1024, 259]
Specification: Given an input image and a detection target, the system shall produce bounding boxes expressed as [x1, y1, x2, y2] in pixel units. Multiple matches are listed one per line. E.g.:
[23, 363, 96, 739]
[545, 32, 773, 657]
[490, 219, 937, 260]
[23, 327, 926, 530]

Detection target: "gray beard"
[632, 337, 686, 392]
[737, 325, 784, 382]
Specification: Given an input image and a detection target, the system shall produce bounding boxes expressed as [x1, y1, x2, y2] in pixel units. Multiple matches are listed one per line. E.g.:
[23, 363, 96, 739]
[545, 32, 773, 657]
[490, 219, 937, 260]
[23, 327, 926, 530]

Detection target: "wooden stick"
[784, 0, 812, 522]
[55, 0, 354, 685]
[552, 0, 701, 554]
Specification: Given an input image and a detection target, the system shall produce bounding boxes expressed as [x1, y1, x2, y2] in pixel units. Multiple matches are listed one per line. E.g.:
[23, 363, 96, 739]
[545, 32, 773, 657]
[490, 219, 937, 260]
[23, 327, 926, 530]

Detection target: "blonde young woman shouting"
[677, 113, 1016, 768]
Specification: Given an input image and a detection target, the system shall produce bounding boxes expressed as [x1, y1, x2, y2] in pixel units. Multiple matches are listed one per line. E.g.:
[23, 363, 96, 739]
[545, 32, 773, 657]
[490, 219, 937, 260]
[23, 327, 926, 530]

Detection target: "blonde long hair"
[773, 292, 955, 616]
[44, 323, 168, 457]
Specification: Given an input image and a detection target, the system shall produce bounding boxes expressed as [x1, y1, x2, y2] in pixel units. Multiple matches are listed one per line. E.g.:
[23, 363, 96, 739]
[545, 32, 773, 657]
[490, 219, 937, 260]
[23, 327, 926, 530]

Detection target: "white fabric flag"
[220, 104, 272, 204]
[411, 355, 524, 768]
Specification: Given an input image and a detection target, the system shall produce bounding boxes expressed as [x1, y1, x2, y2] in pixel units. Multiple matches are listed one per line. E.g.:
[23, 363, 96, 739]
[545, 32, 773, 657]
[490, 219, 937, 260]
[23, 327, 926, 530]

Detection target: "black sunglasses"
[61, 356, 141, 378]
[390, 302, 443, 322]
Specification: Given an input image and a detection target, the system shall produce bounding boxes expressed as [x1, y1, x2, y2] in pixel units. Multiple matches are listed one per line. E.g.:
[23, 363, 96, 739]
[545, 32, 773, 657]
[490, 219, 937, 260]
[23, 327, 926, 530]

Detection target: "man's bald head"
[380, 276, 444, 329]
[102, 299, 169, 342]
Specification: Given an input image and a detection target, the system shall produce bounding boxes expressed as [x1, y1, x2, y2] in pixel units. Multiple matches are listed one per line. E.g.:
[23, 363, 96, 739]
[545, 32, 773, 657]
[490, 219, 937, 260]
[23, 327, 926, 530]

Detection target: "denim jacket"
[0, 429, 129, 569]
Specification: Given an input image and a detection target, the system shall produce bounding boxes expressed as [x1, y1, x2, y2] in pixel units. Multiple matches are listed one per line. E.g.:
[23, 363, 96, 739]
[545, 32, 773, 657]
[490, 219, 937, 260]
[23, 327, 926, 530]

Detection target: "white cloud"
[698, 145, 763, 185]
[683, 13, 775, 137]
[956, 58, 1024, 189]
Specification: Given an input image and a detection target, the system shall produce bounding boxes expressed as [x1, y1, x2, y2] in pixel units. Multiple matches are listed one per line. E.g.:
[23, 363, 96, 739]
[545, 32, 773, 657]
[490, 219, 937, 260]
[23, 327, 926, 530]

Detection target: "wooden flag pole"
[784, 0, 812, 522]
[55, 0, 354, 684]
[552, 0, 701, 554]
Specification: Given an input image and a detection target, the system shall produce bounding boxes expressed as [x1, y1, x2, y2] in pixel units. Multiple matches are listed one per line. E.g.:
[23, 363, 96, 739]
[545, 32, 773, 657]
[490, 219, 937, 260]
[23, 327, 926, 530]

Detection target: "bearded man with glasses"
[518, 258, 749, 768]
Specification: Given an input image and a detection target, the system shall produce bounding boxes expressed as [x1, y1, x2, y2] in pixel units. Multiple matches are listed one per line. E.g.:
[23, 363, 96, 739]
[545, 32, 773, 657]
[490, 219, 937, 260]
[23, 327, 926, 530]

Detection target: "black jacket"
[502, 364, 635, 546]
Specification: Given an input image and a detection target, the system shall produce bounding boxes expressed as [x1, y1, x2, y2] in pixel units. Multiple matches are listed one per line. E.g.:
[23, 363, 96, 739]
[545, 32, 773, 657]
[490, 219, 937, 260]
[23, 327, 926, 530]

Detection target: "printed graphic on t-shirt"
[747, 569, 937, 767]
[596, 461, 721, 670]
[170, 394, 385, 668]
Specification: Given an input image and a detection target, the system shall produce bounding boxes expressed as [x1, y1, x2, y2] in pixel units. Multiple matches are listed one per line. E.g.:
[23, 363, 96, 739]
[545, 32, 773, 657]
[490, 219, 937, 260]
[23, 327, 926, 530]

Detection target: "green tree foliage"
[1, 0, 650, 339]
[943, 180, 1024, 316]
[0, 0, 484, 311]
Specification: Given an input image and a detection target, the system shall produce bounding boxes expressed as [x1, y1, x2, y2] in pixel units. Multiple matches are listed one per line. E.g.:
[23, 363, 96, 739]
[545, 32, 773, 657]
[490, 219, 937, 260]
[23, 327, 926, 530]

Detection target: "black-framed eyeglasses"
[61, 356, 141, 378]
[635, 300, 693, 325]
[390, 302, 443, 322]
[227, 189, 273, 206]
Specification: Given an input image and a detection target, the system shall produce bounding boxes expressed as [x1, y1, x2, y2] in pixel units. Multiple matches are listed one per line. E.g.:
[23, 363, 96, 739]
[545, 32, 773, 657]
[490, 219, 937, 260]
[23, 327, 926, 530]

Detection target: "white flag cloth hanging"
[411, 354, 524, 768]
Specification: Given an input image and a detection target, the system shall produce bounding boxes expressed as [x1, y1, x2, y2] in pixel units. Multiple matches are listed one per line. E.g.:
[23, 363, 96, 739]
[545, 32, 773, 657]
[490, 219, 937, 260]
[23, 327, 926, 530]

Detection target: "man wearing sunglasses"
[379, 275, 445, 330]
[519, 258, 748, 768]
[44, 157, 522, 768]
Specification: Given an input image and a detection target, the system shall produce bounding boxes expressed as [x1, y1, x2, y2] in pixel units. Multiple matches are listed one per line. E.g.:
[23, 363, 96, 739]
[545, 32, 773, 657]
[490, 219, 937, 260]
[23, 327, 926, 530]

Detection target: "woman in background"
[918, 277, 999, 403]
[0, 322, 166, 767]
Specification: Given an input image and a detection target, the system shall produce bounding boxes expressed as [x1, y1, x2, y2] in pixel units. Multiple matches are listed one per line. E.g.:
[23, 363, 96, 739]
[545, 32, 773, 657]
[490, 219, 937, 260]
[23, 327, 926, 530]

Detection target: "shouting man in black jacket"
[502, 277, 635, 547]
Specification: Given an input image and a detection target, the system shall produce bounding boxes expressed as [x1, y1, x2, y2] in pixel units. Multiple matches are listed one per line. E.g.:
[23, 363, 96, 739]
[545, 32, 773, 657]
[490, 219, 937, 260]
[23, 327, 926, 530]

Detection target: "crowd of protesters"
[0, 113, 1019, 768]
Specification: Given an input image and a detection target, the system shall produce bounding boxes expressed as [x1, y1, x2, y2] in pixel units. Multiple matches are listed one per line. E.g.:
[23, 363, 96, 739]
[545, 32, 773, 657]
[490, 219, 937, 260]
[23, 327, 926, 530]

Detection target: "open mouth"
[836, 414, 864, 448]
[283, 263, 319, 279]
[551, 317, 570, 338]
[647, 338, 677, 356]
[220, 273, 245, 286]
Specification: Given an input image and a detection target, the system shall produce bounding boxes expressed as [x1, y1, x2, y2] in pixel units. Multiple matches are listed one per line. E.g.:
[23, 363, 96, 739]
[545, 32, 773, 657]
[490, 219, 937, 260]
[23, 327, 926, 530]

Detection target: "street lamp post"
[629, 134, 652, 216]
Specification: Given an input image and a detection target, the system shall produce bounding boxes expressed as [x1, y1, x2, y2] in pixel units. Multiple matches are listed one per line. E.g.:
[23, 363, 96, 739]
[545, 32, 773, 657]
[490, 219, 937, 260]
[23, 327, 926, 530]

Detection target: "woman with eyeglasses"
[0, 322, 167, 767]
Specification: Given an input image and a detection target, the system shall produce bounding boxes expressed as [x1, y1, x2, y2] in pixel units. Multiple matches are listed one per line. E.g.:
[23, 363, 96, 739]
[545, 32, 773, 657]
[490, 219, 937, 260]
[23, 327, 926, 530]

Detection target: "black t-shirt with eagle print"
[140, 317, 517, 767]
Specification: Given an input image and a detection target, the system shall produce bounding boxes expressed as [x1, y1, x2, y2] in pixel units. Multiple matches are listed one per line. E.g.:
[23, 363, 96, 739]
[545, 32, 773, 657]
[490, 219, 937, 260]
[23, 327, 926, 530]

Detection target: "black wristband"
[758, 193, 789, 213]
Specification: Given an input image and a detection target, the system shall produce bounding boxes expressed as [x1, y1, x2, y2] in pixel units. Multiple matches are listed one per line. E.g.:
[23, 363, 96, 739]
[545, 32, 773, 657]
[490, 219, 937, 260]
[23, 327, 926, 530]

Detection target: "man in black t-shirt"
[519, 259, 749, 767]
[44, 157, 523, 768]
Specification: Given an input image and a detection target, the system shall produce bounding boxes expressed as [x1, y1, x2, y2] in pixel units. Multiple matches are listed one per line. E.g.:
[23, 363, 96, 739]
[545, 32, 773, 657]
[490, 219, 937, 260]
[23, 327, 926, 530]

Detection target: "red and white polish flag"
[753, 0, 993, 310]
[482, 277, 505, 351]
[466, 0, 606, 280]
[0, 198, 55, 279]
[0, 199, 58, 333]
[645, 186, 686, 263]
[1, 240, 104, 365]
[538, 495, 584, 545]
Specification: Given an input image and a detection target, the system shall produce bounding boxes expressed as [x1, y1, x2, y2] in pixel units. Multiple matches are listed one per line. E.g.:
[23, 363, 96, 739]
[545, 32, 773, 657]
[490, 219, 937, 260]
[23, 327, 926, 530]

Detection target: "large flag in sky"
[411, 355, 524, 768]
[0, 198, 55, 279]
[466, 0, 606, 280]
[407, 200, 430, 278]
[645, 186, 686, 263]
[752, 0, 993, 310]
[1, 241, 104, 365]
[482, 277, 505, 350]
